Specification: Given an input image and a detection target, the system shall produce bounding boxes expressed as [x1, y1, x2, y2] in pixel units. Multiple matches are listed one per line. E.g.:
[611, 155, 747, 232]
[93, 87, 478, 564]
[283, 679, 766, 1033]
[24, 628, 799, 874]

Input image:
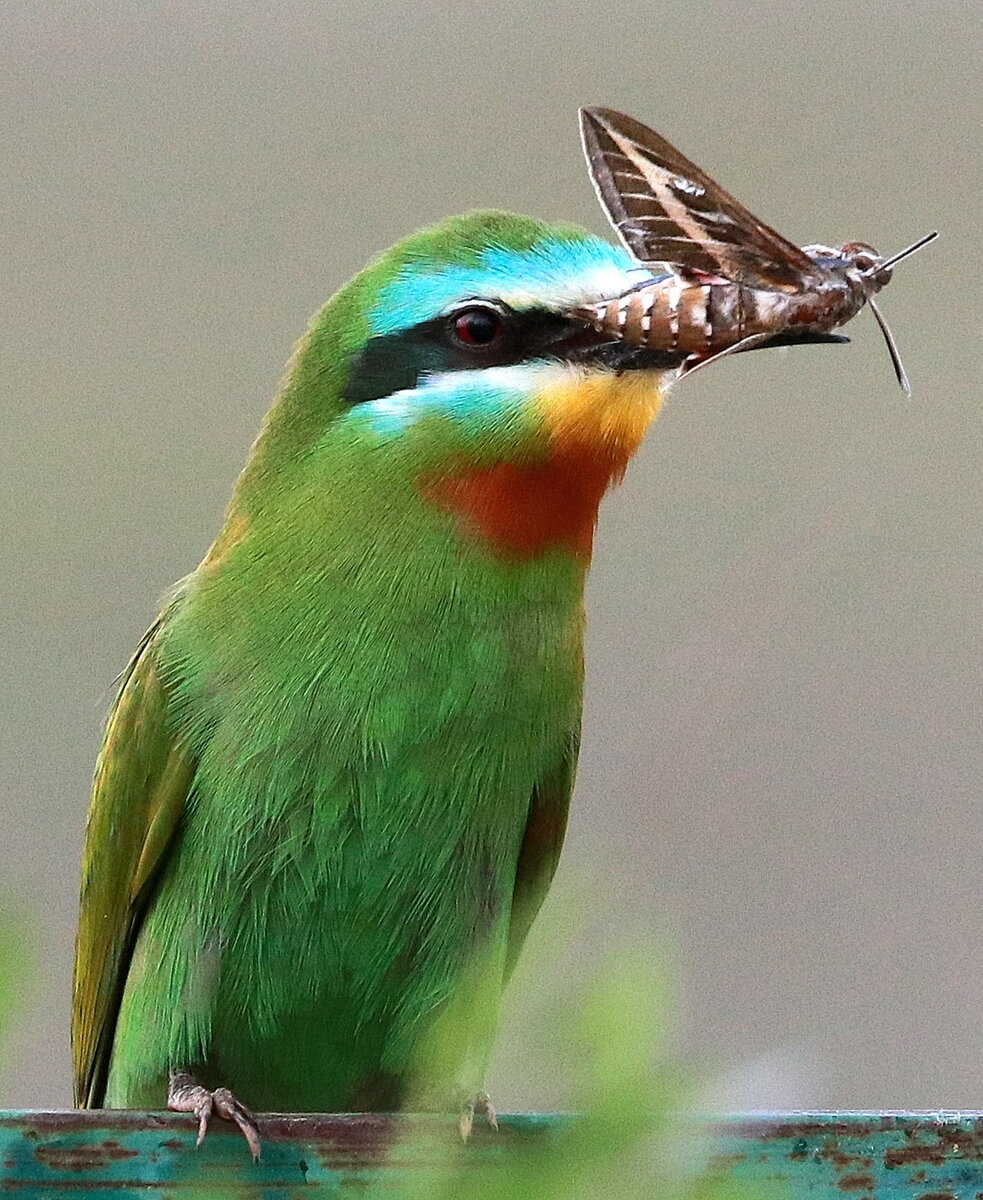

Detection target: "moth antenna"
[867, 230, 939, 275]
[868, 296, 911, 397]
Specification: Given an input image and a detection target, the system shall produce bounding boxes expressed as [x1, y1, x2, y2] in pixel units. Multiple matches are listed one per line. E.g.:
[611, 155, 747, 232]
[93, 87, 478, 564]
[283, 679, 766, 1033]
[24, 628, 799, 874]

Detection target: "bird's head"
[223, 211, 675, 565]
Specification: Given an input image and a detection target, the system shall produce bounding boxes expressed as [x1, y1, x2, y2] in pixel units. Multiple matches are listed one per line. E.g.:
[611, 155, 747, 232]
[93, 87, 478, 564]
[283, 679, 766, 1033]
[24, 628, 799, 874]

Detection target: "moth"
[577, 106, 937, 394]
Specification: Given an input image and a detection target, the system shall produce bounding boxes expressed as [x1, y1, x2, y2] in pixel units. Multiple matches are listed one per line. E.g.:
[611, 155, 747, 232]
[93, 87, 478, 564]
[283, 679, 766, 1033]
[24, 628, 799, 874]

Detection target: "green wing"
[505, 739, 578, 980]
[72, 615, 195, 1107]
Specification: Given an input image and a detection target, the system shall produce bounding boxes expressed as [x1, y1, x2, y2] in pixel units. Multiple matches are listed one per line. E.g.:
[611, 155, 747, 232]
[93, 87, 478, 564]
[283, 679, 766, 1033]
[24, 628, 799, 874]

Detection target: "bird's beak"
[746, 331, 851, 350]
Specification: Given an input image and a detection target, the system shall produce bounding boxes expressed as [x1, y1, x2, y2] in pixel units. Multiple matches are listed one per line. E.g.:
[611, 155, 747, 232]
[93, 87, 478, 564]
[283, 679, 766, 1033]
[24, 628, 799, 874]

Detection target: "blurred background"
[2, 0, 981, 1111]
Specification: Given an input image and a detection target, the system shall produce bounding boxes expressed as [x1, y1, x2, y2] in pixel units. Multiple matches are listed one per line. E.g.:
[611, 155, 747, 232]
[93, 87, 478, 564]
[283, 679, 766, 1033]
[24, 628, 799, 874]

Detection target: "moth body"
[576, 245, 882, 359]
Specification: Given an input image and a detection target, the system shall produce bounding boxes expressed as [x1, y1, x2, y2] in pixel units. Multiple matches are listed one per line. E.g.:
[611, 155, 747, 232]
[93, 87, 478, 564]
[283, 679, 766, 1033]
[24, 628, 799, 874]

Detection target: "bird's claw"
[212, 1087, 262, 1161]
[192, 1091, 212, 1147]
[458, 1090, 498, 1141]
[168, 1068, 262, 1161]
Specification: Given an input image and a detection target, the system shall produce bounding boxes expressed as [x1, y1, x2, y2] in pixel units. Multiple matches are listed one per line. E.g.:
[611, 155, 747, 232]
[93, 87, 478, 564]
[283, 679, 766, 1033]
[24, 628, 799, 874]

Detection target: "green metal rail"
[3, 1110, 983, 1197]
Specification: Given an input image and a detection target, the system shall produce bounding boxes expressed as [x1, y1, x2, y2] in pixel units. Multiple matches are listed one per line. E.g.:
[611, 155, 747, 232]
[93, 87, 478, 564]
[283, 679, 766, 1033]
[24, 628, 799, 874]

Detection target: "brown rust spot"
[16, 1111, 169, 1138]
[760, 1117, 896, 1142]
[262, 1111, 400, 1161]
[914, 1193, 958, 1200]
[884, 1128, 983, 1169]
[34, 1138, 137, 1173]
[707, 1152, 748, 1171]
[831, 1152, 856, 1169]
[815, 1142, 862, 1170]
[885, 1145, 946, 1169]
[838, 1174, 875, 1191]
[99, 1139, 136, 1161]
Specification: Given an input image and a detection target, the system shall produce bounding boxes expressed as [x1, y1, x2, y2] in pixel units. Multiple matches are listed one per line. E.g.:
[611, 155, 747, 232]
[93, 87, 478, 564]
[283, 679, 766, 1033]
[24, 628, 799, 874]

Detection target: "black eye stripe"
[341, 307, 582, 406]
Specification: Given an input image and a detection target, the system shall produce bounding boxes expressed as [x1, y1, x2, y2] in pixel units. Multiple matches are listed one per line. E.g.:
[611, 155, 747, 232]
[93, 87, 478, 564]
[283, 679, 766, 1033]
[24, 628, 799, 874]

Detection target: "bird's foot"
[458, 1089, 498, 1141]
[168, 1068, 262, 1161]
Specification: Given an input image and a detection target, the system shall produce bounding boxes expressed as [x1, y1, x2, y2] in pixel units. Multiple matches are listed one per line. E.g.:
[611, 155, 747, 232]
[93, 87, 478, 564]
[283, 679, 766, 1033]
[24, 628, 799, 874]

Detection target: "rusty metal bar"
[3, 1110, 983, 1197]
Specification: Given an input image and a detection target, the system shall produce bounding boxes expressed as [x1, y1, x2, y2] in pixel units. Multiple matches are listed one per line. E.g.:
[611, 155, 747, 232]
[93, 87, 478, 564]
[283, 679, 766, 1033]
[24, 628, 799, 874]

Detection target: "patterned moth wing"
[580, 107, 826, 293]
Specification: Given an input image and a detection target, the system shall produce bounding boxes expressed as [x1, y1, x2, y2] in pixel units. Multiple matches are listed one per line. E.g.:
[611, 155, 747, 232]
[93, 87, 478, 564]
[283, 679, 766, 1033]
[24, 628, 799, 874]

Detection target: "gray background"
[2, 0, 981, 1111]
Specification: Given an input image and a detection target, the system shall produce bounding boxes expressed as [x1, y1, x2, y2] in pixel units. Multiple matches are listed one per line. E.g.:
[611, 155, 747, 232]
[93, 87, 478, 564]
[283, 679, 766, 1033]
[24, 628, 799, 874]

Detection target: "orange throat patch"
[423, 367, 666, 560]
[423, 455, 617, 560]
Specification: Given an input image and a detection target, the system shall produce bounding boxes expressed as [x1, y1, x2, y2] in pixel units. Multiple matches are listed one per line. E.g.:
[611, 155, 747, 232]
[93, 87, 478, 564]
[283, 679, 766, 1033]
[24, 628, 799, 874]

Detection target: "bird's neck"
[421, 450, 621, 563]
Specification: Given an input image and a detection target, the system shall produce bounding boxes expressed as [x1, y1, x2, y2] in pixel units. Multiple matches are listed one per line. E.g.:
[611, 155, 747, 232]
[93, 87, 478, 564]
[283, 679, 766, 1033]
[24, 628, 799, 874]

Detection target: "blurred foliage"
[184, 921, 776, 1198]
[1, 883, 774, 1198]
[380, 939, 771, 1200]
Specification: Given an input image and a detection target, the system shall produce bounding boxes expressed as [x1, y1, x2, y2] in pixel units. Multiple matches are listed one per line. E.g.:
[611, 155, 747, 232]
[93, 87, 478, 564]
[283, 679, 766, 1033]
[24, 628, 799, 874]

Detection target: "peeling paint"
[3, 1111, 983, 1197]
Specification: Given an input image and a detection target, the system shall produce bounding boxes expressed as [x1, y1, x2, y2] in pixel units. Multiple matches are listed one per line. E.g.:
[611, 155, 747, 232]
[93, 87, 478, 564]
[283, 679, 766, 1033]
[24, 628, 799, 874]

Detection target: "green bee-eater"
[72, 210, 676, 1153]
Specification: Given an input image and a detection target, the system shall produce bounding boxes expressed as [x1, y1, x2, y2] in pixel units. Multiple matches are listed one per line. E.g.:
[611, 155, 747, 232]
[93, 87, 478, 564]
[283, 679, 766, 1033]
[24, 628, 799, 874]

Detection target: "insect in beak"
[578, 106, 938, 395]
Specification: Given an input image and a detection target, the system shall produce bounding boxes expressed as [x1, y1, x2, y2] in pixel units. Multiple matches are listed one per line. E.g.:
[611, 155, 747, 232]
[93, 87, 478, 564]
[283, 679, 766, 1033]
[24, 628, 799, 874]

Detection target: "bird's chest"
[151, 562, 584, 1057]
[296, 578, 582, 764]
[182, 586, 581, 861]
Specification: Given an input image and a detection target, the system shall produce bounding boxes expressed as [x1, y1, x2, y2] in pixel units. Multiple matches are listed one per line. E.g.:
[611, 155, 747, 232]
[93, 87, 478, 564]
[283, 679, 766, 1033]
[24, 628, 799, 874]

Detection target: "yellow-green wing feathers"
[505, 743, 578, 981]
[72, 617, 194, 1107]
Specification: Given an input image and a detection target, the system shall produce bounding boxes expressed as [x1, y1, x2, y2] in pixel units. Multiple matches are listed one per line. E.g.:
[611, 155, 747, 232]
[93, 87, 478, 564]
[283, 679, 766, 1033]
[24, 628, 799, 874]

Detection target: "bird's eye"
[451, 305, 505, 347]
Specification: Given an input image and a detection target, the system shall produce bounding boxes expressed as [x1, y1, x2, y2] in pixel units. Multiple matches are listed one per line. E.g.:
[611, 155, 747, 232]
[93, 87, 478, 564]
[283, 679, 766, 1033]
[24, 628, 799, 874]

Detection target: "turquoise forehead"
[368, 235, 640, 336]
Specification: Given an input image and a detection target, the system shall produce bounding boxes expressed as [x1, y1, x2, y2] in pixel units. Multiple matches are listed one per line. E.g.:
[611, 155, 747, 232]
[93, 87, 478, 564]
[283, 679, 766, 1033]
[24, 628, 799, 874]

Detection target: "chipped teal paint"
[3, 1111, 983, 1197]
[0, 1110, 568, 1197]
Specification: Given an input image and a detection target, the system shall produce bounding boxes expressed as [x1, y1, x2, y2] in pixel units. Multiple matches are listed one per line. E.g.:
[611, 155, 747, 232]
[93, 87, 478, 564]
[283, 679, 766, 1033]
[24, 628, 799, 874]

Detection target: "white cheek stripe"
[357, 362, 586, 432]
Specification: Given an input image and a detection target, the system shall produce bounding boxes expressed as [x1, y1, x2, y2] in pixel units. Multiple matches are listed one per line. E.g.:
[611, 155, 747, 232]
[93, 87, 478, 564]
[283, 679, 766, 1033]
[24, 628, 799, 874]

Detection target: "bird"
[71, 209, 679, 1156]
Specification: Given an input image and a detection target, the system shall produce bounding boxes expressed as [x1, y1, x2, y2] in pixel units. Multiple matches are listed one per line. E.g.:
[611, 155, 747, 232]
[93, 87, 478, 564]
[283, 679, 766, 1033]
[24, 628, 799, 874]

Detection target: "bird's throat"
[421, 369, 665, 561]
[422, 454, 616, 561]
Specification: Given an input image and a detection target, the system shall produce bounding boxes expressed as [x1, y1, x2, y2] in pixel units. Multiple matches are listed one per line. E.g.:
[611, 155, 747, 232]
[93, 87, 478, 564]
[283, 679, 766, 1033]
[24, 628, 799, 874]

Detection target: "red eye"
[452, 306, 504, 347]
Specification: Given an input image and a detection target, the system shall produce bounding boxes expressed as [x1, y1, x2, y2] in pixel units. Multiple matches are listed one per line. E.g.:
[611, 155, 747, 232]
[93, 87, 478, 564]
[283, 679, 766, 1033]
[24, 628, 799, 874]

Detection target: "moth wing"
[581, 107, 825, 293]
